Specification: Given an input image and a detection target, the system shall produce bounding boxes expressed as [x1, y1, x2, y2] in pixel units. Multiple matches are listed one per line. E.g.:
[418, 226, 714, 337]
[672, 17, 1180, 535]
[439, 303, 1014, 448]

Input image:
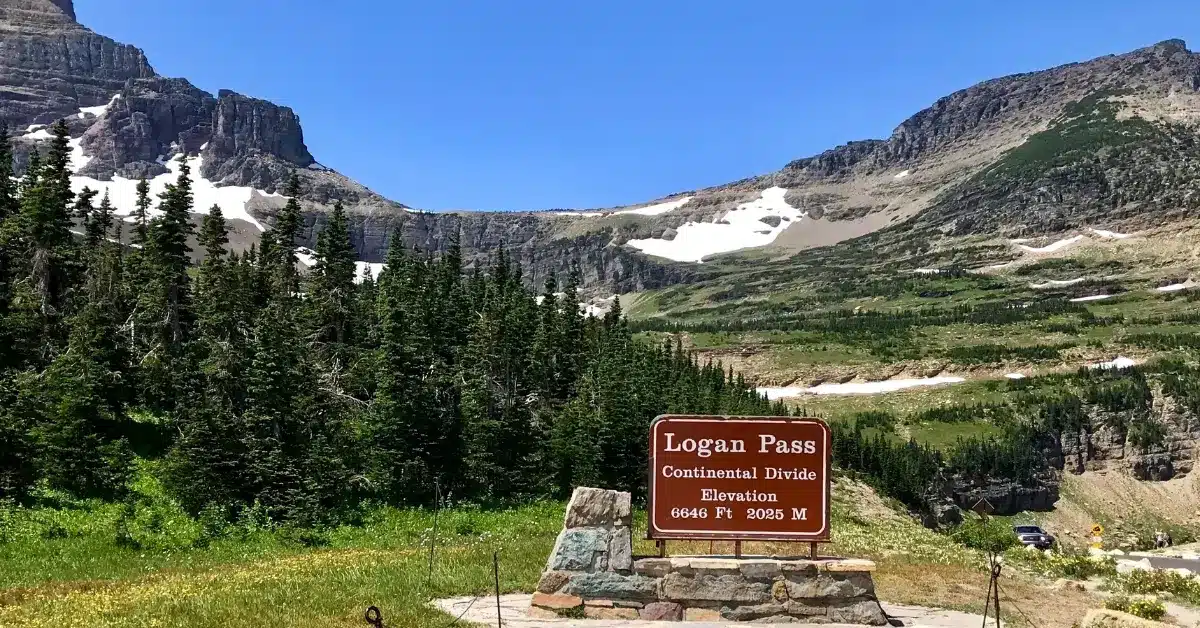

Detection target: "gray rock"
[782, 573, 874, 600]
[660, 572, 772, 604]
[0, 0, 154, 126]
[547, 528, 610, 572]
[722, 600, 827, 621]
[739, 560, 782, 581]
[632, 558, 672, 578]
[564, 487, 632, 528]
[563, 572, 659, 602]
[826, 597, 888, 625]
[536, 570, 571, 594]
[549, 528, 614, 571]
[639, 602, 683, 621]
[607, 526, 632, 572]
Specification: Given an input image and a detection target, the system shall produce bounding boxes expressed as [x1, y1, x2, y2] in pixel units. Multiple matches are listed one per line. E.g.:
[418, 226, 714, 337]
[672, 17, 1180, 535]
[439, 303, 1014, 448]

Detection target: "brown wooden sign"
[648, 415, 831, 541]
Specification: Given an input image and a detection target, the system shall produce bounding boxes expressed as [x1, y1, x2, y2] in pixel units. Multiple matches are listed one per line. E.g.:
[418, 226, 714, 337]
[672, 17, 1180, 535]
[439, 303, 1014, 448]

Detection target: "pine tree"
[0, 374, 38, 503]
[75, 187, 100, 250]
[132, 179, 151, 246]
[369, 240, 438, 504]
[0, 124, 17, 222]
[32, 254, 135, 499]
[20, 121, 78, 323]
[137, 155, 197, 412]
[150, 154, 196, 345]
[310, 201, 357, 347]
[0, 126, 16, 370]
[271, 174, 304, 297]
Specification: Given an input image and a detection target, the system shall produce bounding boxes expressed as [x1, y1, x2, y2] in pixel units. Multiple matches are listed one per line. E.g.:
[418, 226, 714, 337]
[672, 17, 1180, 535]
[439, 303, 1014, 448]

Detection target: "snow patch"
[1157, 282, 1193, 293]
[22, 98, 280, 234]
[615, 196, 692, 216]
[757, 376, 965, 399]
[581, 295, 617, 318]
[22, 127, 54, 141]
[1089, 356, 1138, 370]
[1018, 235, 1085, 254]
[1090, 228, 1132, 240]
[1069, 294, 1112, 302]
[68, 150, 268, 231]
[78, 94, 121, 120]
[893, 170, 911, 179]
[913, 268, 942, 275]
[627, 187, 804, 263]
[1030, 278, 1087, 289]
[1006, 373, 1027, 380]
[354, 262, 386, 284]
[295, 247, 317, 267]
[554, 211, 603, 217]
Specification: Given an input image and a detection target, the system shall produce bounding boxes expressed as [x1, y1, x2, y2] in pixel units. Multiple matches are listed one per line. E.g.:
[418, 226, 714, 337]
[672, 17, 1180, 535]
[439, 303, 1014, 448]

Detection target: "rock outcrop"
[0, 0, 154, 126]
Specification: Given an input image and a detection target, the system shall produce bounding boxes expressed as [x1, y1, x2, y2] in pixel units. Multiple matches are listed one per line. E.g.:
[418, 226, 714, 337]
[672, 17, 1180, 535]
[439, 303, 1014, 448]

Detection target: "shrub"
[951, 518, 1019, 554]
[1017, 551, 1116, 580]
[1105, 594, 1166, 621]
[1120, 568, 1200, 601]
[113, 496, 203, 551]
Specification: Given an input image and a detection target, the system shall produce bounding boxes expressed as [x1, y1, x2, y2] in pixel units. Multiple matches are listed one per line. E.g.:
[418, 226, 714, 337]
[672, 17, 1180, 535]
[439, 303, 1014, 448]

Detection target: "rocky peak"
[209, 90, 314, 168]
[48, 0, 71, 19]
[0, 0, 153, 126]
[1151, 38, 1188, 56]
[0, 0, 78, 28]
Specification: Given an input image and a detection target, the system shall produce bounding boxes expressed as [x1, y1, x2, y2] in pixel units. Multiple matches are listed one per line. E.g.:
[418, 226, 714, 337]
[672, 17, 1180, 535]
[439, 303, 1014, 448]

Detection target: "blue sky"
[79, 1, 1194, 211]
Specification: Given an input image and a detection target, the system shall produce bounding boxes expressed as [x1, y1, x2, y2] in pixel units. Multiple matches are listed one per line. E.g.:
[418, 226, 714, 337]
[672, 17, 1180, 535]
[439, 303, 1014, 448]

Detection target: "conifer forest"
[0, 121, 782, 526]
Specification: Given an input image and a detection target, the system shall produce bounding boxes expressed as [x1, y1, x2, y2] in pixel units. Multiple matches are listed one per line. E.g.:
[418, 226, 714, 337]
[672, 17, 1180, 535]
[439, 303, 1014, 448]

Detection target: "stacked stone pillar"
[531, 487, 887, 624]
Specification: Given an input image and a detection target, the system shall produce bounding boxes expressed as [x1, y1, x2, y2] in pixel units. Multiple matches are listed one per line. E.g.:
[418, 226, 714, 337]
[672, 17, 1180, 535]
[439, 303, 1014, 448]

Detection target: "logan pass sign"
[649, 415, 831, 541]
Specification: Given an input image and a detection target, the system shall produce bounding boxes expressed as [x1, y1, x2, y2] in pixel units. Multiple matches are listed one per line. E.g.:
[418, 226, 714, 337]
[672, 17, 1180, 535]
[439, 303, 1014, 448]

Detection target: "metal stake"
[427, 480, 440, 587]
[493, 551, 502, 628]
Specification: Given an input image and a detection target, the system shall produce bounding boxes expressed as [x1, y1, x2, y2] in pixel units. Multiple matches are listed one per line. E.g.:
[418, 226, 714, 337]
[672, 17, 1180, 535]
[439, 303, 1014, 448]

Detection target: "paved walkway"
[432, 594, 996, 627]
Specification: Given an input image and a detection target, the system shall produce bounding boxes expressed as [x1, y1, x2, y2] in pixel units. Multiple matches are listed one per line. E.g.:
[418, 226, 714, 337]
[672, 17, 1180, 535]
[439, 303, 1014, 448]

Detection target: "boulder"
[546, 528, 611, 572]
[563, 487, 632, 528]
[1115, 559, 1154, 574]
[562, 572, 659, 601]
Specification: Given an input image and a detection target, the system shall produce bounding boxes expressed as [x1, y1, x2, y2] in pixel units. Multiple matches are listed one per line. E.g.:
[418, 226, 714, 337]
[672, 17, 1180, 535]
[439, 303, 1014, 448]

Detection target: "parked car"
[1013, 524, 1055, 550]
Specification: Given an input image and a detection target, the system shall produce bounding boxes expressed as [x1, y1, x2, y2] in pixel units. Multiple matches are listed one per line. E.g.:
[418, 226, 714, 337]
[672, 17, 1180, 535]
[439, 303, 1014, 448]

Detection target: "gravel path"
[432, 594, 997, 627]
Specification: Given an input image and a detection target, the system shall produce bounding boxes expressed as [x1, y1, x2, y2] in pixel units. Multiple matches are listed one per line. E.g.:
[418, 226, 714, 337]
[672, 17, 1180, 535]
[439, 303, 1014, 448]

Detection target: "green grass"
[906, 421, 1004, 450]
[0, 480, 986, 628]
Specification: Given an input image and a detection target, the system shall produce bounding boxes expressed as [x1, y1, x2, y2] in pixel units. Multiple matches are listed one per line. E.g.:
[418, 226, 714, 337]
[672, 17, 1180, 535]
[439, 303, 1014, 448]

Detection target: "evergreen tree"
[150, 155, 196, 345]
[19, 121, 77, 323]
[137, 156, 197, 412]
[309, 202, 357, 348]
[75, 187, 100, 250]
[271, 174, 304, 297]
[369, 241, 439, 503]
[0, 124, 17, 221]
[132, 179, 151, 246]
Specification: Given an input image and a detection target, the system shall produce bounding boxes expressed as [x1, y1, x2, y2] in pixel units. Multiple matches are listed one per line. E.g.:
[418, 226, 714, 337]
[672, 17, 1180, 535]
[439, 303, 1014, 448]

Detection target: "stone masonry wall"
[531, 487, 887, 624]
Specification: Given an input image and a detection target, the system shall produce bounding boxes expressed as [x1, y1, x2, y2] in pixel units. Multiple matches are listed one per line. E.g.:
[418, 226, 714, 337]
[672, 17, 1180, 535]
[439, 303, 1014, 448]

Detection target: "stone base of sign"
[534, 487, 887, 624]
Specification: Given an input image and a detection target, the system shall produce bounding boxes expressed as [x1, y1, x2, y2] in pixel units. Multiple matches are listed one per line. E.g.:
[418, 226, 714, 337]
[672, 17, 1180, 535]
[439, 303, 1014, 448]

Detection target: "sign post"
[1091, 524, 1104, 550]
[648, 415, 832, 552]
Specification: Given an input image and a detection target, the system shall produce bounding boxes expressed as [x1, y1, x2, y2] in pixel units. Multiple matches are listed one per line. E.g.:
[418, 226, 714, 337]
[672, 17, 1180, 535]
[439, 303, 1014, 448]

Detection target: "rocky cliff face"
[1050, 392, 1200, 481]
[934, 383, 1200, 521]
[0, 0, 154, 125]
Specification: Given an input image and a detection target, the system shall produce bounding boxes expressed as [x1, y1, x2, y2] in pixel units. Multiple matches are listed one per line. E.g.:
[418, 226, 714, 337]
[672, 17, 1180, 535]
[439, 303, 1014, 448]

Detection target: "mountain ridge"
[3, 1, 1198, 293]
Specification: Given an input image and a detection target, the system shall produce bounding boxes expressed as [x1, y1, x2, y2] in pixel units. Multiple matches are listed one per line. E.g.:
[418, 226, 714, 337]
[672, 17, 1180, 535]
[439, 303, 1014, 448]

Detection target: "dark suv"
[1013, 524, 1055, 550]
